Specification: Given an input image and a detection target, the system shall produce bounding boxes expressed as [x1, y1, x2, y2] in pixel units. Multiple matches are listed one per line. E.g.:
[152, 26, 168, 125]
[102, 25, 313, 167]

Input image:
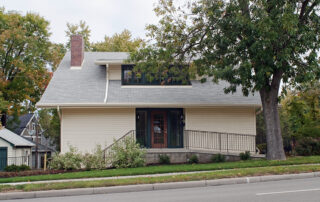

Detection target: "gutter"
[37, 103, 262, 108]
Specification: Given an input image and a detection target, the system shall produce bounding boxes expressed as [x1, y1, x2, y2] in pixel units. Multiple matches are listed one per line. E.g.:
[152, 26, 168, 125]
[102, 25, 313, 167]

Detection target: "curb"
[0, 172, 319, 200]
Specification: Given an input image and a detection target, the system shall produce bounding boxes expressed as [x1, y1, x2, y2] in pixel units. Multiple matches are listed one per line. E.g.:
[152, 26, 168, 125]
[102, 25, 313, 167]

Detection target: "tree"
[65, 20, 91, 51]
[281, 80, 320, 138]
[38, 109, 60, 150]
[130, 0, 320, 160]
[47, 43, 66, 72]
[0, 8, 51, 125]
[91, 29, 145, 52]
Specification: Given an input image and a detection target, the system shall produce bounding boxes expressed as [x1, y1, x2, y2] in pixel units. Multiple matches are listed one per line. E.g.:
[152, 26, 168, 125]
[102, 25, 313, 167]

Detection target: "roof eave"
[36, 103, 262, 108]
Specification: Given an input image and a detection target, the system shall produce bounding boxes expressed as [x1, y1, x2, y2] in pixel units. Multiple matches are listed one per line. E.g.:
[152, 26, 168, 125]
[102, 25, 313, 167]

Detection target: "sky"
[1, 0, 160, 44]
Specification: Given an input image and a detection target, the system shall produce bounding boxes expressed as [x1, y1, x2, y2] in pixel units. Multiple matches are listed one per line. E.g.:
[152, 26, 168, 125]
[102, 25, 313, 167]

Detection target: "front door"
[151, 111, 167, 148]
[0, 147, 7, 171]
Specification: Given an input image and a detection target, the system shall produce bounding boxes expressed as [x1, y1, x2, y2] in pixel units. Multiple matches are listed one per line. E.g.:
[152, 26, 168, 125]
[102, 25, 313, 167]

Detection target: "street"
[5, 177, 320, 202]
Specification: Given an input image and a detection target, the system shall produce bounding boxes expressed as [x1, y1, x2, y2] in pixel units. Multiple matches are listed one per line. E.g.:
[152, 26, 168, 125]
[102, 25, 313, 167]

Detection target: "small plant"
[109, 136, 146, 168]
[4, 164, 30, 172]
[188, 154, 199, 164]
[211, 153, 226, 163]
[159, 154, 170, 164]
[49, 146, 82, 170]
[240, 151, 251, 160]
[82, 145, 106, 170]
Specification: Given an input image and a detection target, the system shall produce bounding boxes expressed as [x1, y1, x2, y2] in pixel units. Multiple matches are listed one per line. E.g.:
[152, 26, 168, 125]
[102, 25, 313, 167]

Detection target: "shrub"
[82, 145, 106, 170]
[211, 153, 226, 163]
[49, 146, 82, 170]
[159, 154, 170, 164]
[4, 164, 30, 172]
[109, 137, 146, 168]
[295, 137, 320, 156]
[240, 151, 251, 160]
[188, 154, 199, 164]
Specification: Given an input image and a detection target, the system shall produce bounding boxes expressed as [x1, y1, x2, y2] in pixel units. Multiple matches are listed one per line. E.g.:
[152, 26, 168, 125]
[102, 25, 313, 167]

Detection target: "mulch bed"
[0, 169, 80, 178]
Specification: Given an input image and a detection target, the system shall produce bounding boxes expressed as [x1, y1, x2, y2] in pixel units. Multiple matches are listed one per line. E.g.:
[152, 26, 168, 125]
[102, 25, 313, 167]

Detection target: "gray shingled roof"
[7, 113, 34, 135]
[0, 128, 35, 147]
[37, 52, 261, 107]
[108, 80, 260, 105]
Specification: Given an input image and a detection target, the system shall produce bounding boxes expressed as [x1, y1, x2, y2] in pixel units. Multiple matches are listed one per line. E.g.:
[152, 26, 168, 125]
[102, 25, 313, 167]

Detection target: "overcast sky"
[1, 0, 160, 44]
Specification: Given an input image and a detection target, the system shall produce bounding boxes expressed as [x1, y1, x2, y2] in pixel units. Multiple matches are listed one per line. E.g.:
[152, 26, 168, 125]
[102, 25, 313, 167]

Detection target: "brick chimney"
[71, 35, 84, 67]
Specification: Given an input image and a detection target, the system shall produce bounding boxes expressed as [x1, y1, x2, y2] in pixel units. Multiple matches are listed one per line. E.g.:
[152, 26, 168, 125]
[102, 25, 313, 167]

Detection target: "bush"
[295, 137, 320, 156]
[49, 146, 82, 170]
[159, 154, 170, 164]
[82, 145, 106, 170]
[240, 151, 251, 160]
[109, 137, 146, 168]
[188, 154, 199, 164]
[4, 164, 30, 172]
[211, 154, 226, 163]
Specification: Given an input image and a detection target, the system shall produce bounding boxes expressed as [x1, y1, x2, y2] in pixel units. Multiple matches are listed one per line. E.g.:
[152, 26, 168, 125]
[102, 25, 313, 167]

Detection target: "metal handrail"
[103, 130, 136, 159]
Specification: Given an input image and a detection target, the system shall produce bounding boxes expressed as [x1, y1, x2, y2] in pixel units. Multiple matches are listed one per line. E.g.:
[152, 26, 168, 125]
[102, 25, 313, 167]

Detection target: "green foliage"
[49, 146, 82, 170]
[91, 29, 145, 52]
[211, 154, 226, 163]
[295, 138, 320, 156]
[280, 80, 320, 155]
[129, 0, 320, 160]
[82, 145, 106, 170]
[65, 20, 91, 51]
[159, 154, 170, 164]
[240, 151, 251, 161]
[4, 164, 30, 172]
[38, 109, 60, 151]
[0, 8, 52, 117]
[109, 137, 146, 168]
[188, 154, 199, 164]
[47, 43, 66, 72]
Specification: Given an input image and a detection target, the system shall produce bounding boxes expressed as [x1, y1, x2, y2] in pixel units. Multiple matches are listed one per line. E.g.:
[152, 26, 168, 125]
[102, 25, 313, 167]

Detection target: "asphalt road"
[6, 177, 320, 202]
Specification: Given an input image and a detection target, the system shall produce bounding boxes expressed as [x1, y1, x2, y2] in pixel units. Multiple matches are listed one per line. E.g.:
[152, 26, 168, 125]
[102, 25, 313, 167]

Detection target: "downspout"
[104, 64, 109, 103]
[57, 106, 61, 120]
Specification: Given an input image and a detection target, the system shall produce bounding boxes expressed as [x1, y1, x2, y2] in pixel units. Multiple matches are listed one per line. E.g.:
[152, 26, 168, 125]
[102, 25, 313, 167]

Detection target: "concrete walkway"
[3, 163, 320, 186]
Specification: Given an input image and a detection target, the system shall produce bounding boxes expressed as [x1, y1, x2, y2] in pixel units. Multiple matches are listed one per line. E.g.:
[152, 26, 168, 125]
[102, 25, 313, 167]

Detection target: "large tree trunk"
[259, 71, 286, 160]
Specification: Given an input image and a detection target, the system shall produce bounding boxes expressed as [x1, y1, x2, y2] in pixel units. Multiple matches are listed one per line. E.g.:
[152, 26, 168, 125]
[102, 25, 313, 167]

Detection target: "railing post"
[219, 133, 221, 151]
[227, 133, 229, 153]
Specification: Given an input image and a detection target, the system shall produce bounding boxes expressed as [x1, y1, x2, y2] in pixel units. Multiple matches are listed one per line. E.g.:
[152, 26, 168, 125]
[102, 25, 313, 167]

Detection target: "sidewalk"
[0, 172, 319, 200]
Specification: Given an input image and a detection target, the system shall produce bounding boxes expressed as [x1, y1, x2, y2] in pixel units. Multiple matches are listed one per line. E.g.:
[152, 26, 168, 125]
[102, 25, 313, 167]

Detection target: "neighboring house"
[7, 113, 55, 169]
[0, 128, 34, 170]
[37, 35, 262, 163]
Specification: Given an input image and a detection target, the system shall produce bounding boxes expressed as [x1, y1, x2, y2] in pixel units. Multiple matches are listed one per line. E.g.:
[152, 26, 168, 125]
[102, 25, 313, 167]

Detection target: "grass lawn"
[0, 164, 319, 192]
[0, 156, 319, 184]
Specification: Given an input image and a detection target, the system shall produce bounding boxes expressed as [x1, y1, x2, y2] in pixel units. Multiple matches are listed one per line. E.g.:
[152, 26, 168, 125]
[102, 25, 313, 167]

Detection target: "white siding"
[108, 65, 121, 80]
[185, 107, 256, 135]
[0, 139, 32, 166]
[61, 108, 135, 153]
[0, 139, 13, 159]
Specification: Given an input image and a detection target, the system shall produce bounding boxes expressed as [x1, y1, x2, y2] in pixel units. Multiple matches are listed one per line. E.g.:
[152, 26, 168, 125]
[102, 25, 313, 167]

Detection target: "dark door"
[151, 111, 167, 148]
[0, 147, 7, 171]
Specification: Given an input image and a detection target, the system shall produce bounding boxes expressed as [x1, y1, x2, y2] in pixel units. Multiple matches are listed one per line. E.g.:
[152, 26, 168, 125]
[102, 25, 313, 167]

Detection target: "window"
[121, 65, 190, 85]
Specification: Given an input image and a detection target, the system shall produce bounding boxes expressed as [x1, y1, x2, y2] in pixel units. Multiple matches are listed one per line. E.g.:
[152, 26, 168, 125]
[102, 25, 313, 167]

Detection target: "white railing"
[184, 130, 256, 153]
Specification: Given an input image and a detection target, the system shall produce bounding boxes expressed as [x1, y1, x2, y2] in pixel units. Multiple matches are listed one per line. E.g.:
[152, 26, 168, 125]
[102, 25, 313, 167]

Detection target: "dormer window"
[121, 65, 190, 85]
